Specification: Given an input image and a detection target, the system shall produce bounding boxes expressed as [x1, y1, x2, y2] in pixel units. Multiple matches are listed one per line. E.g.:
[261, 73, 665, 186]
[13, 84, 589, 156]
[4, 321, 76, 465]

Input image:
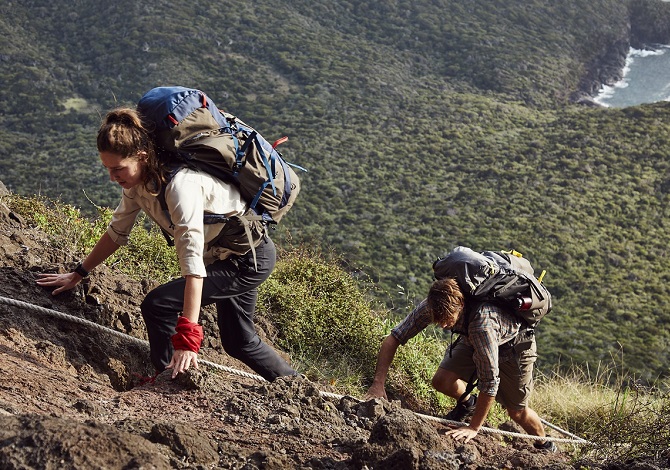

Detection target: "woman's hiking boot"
[445, 394, 477, 422]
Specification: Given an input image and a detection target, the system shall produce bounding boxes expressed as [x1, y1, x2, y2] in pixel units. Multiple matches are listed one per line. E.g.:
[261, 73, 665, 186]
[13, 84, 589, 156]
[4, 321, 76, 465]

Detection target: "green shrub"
[258, 247, 385, 388]
[381, 319, 448, 412]
[4, 193, 110, 256]
[259, 247, 463, 412]
[4, 193, 178, 282]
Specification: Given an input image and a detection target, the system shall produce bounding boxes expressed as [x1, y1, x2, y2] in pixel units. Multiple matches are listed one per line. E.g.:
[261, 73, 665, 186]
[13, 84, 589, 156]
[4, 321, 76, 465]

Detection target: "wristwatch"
[73, 262, 90, 278]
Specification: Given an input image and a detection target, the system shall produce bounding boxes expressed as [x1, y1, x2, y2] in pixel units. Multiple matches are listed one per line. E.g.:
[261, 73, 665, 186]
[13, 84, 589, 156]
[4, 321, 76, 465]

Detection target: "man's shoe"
[534, 440, 558, 452]
[444, 394, 477, 422]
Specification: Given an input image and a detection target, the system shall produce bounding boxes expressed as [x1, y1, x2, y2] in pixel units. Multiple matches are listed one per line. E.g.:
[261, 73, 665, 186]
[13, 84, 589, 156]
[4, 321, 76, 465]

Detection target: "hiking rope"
[415, 412, 589, 444]
[0, 295, 589, 445]
[0, 295, 264, 382]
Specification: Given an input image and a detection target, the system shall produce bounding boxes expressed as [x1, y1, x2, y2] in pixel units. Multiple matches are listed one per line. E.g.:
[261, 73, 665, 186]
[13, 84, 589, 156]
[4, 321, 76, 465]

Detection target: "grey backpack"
[432, 246, 552, 328]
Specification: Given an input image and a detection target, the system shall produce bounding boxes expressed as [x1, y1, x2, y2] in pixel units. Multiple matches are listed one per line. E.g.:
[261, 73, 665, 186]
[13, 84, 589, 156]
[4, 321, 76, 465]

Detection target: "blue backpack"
[137, 86, 304, 262]
[137, 86, 302, 226]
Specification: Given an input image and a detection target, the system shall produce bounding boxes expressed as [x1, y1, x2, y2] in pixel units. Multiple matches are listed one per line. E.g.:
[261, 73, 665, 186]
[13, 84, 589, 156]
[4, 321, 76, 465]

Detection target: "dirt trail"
[0, 195, 606, 469]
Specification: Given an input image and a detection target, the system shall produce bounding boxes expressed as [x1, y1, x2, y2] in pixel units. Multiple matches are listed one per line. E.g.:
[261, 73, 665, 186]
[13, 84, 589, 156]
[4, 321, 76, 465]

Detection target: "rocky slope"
[0, 191, 658, 469]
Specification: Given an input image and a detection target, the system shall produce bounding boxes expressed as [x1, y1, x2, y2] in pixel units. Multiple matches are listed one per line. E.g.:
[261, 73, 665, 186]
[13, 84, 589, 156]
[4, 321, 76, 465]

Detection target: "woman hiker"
[37, 106, 296, 382]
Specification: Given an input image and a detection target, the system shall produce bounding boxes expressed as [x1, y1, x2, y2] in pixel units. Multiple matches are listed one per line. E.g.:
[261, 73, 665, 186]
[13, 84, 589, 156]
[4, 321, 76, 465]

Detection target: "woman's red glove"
[171, 316, 204, 353]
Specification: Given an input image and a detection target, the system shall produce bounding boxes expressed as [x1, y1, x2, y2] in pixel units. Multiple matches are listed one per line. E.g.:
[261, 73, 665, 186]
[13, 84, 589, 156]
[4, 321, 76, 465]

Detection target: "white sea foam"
[630, 47, 667, 58]
[594, 45, 670, 107]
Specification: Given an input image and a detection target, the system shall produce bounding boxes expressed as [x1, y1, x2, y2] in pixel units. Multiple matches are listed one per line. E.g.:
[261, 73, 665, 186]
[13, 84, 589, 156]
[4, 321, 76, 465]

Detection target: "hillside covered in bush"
[2, 0, 670, 381]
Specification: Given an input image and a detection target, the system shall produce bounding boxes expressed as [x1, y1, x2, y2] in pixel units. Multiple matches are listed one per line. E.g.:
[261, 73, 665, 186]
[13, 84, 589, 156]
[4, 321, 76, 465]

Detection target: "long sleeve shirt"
[391, 300, 522, 397]
[106, 168, 246, 278]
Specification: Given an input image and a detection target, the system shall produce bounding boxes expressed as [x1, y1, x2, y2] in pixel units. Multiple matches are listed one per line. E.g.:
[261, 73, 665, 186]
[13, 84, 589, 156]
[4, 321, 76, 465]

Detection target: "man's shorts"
[438, 334, 538, 410]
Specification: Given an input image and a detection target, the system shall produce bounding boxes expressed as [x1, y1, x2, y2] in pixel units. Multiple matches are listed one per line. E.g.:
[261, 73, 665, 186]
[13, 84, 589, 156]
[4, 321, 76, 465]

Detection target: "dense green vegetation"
[2, 0, 670, 382]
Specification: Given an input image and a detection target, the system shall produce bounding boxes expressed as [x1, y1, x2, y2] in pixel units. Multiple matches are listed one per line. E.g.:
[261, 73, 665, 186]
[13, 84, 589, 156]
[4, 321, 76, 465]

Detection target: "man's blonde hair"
[427, 277, 464, 328]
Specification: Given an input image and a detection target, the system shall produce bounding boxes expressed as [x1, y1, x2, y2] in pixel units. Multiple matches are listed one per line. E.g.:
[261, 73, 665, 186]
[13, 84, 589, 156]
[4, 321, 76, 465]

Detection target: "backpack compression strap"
[232, 127, 298, 222]
[205, 212, 265, 271]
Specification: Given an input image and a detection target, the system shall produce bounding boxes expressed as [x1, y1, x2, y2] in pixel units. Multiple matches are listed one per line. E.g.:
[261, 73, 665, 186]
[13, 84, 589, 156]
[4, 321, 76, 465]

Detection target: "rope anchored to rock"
[0, 295, 590, 445]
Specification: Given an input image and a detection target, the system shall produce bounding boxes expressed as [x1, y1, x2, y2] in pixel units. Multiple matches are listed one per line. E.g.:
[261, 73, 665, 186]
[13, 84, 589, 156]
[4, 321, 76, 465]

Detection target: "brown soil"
[0, 196, 616, 469]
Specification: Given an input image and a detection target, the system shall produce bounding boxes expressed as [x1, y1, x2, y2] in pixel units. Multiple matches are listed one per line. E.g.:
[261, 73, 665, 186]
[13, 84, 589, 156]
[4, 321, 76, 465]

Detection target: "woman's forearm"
[82, 232, 121, 272]
[181, 275, 204, 322]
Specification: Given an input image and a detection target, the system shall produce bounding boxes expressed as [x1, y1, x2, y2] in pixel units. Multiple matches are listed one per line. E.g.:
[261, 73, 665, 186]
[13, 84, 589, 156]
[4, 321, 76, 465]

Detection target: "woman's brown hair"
[426, 277, 464, 328]
[97, 108, 163, 194]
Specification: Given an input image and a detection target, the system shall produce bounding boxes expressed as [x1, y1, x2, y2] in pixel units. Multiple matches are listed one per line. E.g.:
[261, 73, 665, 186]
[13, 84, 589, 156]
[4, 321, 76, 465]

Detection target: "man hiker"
[366, 276, 557, 451]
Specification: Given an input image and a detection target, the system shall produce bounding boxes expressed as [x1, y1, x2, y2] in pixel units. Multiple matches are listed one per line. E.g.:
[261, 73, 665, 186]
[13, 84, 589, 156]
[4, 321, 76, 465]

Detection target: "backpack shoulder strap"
[155, 164, 186, 247]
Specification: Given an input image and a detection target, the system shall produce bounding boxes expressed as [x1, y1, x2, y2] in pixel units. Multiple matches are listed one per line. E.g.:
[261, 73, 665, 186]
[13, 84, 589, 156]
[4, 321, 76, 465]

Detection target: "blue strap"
[287, 161, 308, 172]
[278, 158, 292, 206]
[255, 133, 277, 196]
[250, 180, 272, 210]
[236, 130, 277, 212]
[235, 130, 254, 179]
[231, 133, 240, 177]
[239, 131, 276, 196]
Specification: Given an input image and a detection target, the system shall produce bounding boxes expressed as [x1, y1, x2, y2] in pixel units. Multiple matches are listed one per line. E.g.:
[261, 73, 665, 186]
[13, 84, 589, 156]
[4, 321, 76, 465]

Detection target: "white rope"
[541, 417, 589, 443]
[0, 295, 590, 445]
[0, 295, 265, 381]
[415, 412, 589, 444]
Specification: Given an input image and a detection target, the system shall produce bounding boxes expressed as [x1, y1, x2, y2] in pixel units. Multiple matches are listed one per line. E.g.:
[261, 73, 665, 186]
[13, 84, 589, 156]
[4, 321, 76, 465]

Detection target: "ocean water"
[594, 45, 670, 108]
